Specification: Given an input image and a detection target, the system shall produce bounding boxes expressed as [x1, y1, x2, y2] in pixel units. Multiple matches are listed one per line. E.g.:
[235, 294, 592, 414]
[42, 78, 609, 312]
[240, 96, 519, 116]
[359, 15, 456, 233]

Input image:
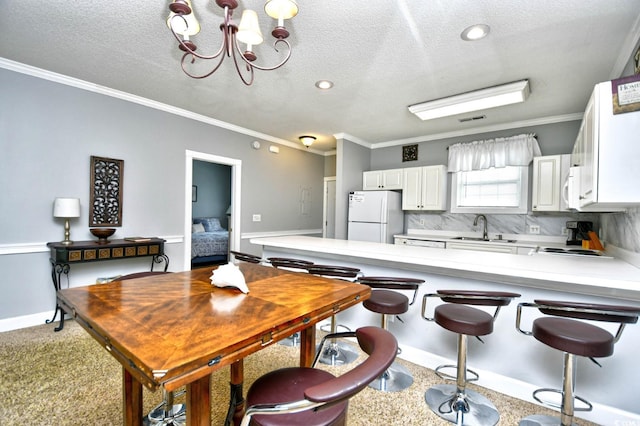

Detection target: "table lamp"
[53, 198, 80, 245]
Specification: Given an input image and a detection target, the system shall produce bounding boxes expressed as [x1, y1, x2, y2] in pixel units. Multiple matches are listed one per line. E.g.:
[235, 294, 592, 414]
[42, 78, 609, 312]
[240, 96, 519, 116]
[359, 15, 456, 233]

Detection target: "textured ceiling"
[2, 1, 640, 153]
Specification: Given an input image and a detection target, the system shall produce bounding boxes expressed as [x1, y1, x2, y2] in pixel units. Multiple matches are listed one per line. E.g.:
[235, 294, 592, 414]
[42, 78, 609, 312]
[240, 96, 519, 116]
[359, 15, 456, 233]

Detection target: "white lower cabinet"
[402, 165, 447, 210]
[446, 242, 517, 254]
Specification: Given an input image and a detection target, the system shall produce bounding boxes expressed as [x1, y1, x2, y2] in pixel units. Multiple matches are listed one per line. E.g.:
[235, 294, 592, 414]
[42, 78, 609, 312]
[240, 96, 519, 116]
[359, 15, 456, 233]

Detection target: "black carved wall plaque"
[89, 156, 124, 227]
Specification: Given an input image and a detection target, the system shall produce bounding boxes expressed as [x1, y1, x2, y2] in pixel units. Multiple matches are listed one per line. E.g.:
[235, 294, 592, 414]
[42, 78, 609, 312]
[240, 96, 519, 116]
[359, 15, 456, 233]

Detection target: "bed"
[191, 217, 229, 266]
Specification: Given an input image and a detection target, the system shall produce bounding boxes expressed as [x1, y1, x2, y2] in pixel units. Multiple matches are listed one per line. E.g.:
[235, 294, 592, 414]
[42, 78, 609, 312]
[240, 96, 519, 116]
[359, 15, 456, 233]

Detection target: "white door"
[323, 177, 336, 238]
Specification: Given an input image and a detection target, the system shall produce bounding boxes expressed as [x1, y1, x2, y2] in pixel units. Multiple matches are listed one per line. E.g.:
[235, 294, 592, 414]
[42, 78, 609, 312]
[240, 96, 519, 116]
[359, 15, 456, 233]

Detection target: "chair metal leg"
[425, 334, 499, 425]
[278, 331, 300, 347]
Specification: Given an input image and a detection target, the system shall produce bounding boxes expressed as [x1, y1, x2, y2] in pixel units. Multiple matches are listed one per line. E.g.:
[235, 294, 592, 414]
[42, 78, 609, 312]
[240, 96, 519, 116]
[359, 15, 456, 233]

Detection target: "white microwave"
[563, 166, 581, 210]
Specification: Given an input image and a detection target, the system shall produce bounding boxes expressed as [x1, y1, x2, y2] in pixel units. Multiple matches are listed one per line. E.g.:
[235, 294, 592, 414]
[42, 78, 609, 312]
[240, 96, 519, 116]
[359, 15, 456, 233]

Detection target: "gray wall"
[0, 68, 325, 321]
[370, 121, 581, 169]
[192, 161, 231, 229]
[335, 137, 371, 239]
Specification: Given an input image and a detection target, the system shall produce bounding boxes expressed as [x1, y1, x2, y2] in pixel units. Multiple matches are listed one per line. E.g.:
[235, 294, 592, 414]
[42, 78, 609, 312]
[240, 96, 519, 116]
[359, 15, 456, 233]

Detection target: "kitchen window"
[451, 166, 529, 214]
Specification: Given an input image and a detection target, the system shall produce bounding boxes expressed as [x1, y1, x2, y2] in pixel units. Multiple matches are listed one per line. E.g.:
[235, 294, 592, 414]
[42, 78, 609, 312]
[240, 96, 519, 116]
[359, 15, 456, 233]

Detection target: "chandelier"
[167, 0, 298, 86]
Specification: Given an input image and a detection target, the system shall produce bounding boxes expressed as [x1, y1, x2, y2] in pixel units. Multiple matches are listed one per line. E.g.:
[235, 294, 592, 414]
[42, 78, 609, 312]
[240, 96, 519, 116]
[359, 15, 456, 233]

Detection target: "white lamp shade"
[237, 10, 264, 46]
[167, 0, 200, 36]
[264, 0, 298, 20]
[53, 198, 80, 218]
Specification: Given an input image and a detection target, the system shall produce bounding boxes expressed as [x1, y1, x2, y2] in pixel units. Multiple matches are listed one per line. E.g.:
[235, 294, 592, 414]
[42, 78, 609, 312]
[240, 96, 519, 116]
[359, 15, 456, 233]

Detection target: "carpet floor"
[0, 320, 597, 425]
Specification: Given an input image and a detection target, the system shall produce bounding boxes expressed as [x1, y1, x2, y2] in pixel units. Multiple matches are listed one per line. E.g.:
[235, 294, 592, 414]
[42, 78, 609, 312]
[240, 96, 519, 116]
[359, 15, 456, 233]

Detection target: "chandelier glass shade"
[167, 0, 298, 85]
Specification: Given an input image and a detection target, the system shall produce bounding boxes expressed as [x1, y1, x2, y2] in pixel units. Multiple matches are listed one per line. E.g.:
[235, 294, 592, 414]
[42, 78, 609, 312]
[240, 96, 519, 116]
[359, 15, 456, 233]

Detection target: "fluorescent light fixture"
[408, 80, 530, 121]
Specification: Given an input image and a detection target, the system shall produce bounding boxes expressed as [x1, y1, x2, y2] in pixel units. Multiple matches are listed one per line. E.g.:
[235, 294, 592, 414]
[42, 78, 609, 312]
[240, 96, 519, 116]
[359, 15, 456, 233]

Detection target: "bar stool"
[230, 250, 263, 264]
[305, 264, 363, 366]
[267, 257, 315, 348]
[422, 290, 520, 425]
[516, 299, 640, 426]
[118, 272, 185, 426]
[357, 276, 424, 392]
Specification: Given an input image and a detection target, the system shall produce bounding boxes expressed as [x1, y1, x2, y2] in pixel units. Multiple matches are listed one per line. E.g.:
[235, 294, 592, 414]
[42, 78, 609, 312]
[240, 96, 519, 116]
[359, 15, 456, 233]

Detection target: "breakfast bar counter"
[250, 235, 640, 423]
[250, 235, 640, 301]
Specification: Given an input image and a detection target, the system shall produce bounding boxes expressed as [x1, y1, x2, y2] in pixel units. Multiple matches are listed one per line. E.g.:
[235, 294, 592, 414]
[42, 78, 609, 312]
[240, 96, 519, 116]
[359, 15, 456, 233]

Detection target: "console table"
[46, 238, 169, 331]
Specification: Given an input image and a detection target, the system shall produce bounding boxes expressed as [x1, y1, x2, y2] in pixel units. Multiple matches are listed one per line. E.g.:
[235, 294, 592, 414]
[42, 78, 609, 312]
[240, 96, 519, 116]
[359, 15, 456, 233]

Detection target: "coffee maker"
[566, 221, 593, 246]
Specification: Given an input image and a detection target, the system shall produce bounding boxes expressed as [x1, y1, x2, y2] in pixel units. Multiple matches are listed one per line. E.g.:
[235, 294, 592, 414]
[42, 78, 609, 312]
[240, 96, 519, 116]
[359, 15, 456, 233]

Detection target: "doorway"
[184, 150, 242, 270]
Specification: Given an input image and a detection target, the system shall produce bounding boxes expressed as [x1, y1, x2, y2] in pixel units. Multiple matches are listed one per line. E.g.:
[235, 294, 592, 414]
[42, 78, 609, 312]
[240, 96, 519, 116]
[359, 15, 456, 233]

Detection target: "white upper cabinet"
[570, 80, 640, 210]
[532, 154, 570, 212]
[362, 169, 403, 190]
[402, 165, 447, 210]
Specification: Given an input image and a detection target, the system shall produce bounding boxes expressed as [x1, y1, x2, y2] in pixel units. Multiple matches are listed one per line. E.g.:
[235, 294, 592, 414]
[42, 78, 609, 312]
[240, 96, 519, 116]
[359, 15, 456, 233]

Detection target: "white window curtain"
[447, 133, 541, 172]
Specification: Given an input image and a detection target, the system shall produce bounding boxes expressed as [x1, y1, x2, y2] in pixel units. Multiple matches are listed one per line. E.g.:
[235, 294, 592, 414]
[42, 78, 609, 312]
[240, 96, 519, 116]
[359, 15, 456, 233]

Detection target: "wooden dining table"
[56, 262, 370, 425]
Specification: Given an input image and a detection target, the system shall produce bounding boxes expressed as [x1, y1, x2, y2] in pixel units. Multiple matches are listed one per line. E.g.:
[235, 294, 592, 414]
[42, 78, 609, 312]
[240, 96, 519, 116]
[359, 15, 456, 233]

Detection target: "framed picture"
[192, 185, 197, 202]
[90, 156, 124, 227]
[402, 144, 418, 162]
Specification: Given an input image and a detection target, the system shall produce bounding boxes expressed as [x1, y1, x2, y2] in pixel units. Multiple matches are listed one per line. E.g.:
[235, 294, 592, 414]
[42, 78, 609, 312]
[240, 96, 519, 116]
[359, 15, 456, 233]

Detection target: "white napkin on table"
[210, 262, 249, 294]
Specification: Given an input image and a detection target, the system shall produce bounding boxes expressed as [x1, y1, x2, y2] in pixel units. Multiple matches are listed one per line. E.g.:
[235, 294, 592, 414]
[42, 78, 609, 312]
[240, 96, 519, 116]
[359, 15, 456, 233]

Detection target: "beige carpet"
[0, 320, 597, 425]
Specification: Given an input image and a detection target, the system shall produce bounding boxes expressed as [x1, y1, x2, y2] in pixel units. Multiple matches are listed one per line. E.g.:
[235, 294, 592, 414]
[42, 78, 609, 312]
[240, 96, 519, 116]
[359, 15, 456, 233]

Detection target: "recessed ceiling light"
[315, 80, 334, 90]
[461, 24, 490, 41]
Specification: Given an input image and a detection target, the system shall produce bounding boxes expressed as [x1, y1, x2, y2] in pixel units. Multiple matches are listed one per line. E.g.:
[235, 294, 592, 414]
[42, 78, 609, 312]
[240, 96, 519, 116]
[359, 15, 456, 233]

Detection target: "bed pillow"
[192, 223, 205, 233]
[193, 217, 223, 232]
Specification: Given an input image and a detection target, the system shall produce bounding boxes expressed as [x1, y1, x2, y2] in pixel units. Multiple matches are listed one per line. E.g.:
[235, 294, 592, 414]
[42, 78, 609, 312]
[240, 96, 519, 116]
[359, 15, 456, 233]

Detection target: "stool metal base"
[425, 384, 499, 426]
[278, 332, 300, 347]
[519, 414, 577, 426]
[316, 340, 359, 366]
[145, 404, 186, 425]
[368, 360, 413, 392]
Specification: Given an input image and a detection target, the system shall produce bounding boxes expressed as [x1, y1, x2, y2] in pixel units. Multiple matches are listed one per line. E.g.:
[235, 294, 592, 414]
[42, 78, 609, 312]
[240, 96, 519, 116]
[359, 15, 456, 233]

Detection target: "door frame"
[323, 176, 336, 238]
[185, 150, 242, 269]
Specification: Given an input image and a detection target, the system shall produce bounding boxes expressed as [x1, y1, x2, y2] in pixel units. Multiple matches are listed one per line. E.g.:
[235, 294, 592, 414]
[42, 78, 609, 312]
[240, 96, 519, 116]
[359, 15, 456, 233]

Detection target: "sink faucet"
[473, 214, 489, 241]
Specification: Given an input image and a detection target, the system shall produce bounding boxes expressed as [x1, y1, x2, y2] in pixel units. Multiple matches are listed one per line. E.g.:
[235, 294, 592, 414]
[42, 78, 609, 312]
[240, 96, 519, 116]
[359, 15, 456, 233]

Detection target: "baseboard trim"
[0, 310, 57, 333]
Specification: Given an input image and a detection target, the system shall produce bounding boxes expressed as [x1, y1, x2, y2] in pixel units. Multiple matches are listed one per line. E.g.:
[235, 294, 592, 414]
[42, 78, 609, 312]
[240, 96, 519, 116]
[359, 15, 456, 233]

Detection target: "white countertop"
[250, 235, 640, 301]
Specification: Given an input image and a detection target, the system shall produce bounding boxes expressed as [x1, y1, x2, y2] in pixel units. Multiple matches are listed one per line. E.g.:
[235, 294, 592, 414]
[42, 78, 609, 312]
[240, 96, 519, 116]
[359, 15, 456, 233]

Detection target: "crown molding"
[0, 58, 324, 156]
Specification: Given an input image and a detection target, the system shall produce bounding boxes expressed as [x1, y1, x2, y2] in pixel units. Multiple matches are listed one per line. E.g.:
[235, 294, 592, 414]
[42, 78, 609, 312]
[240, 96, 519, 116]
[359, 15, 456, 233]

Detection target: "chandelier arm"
[232, 37, 292, 72]
[230, 41, 255, 86]
[180, 51, 228, 79]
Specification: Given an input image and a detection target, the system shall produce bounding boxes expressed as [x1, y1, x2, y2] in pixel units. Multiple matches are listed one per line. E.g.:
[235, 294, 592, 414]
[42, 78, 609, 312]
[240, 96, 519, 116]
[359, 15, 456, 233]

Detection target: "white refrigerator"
[347, 191, 404, 243]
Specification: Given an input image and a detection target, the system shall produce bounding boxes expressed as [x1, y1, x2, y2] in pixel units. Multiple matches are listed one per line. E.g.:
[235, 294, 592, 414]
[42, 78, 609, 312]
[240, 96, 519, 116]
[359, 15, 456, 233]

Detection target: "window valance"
[447, 133, 541, 172]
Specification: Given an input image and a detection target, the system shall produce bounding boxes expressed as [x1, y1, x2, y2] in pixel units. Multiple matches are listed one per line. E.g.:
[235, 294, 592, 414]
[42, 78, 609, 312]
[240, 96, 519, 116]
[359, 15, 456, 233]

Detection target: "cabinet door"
[362, 171, 382, 190]
[421, 165, 447, 210]
[580, 92, 596, 206]
[402, 167, 423, 210]
[382, 169, 403, 189]
[532, 155, 561, 211]
[446, 242, 517, 254]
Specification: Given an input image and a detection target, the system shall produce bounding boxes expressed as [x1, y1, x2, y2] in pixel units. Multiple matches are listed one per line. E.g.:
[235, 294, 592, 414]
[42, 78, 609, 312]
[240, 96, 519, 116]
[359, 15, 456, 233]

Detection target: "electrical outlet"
[252, 214, 261, 222]
[529, 225, 540, 234]
[561, 227, 569, 236]
[419, 219, 425, 226]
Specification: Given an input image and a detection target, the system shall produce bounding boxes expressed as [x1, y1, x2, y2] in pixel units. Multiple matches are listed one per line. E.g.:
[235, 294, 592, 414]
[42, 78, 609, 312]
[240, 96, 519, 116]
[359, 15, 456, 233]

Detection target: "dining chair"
[240, 326, 398, 426]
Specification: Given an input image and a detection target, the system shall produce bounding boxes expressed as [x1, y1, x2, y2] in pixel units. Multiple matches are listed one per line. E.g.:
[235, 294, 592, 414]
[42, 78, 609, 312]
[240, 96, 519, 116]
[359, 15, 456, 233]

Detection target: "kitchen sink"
[451, 237, 517, 243]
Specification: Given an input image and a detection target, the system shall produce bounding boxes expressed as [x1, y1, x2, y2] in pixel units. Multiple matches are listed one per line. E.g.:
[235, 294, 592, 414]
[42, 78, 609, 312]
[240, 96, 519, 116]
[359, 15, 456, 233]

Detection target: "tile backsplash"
[407, 208, 640, 253]
[601, 207, 640, 253]
[406, 212, 600, 239]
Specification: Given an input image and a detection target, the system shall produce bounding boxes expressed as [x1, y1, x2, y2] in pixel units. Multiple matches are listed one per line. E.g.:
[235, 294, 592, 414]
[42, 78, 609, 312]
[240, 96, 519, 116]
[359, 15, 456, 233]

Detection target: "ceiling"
[2, 1, 640, 153]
